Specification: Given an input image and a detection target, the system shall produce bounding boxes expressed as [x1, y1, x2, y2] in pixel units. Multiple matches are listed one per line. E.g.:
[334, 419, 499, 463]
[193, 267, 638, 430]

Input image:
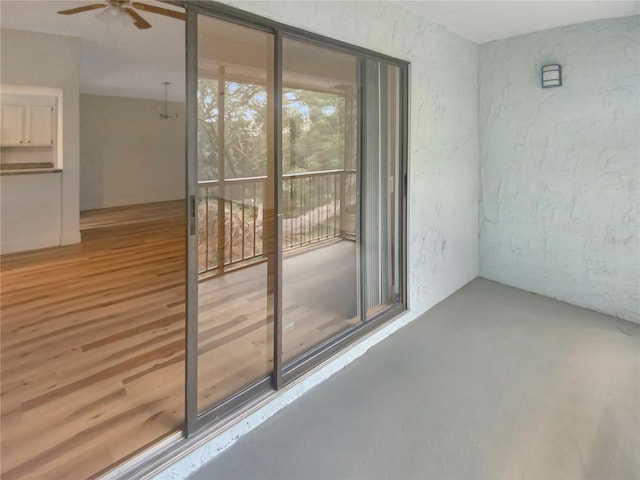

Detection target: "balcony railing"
[198, 169, 356, 276]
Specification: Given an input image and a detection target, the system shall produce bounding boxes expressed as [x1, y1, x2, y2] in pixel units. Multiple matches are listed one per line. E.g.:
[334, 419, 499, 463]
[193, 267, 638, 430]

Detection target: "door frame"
[182, 0, 410, 442]
[184, 7, 281, 436]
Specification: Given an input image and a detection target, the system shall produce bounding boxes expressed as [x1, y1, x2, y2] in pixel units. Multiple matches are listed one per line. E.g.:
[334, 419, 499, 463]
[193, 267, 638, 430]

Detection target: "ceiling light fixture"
[159, 82, 179, 120]
[95, 4, 135, 26]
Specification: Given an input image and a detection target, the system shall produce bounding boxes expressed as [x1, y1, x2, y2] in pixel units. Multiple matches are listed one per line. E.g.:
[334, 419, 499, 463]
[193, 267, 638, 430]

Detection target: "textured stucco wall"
[479, 16, 640, 323]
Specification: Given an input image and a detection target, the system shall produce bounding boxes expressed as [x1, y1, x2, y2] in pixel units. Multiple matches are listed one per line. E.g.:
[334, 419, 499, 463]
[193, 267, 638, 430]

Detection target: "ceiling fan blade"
[57, 4, 107, 15]
[131, 2, 186, 21]
[123, 7, 152, 29]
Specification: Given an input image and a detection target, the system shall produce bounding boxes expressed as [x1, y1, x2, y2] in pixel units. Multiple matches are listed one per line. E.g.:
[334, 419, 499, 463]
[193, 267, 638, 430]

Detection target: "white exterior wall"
[479, 16, 640, 323]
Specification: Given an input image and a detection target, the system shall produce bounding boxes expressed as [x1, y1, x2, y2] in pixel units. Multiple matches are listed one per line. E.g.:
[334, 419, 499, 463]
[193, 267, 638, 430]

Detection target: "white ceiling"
[400, 1, 640, 44]
[1, 1, 638, 101]
[0, 1, 186, 101]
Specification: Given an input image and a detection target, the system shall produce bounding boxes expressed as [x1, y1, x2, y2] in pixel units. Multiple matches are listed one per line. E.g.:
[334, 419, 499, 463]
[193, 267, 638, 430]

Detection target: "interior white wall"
[0, 28, 81, 253]
[1, 147, 54, 165]
[0, 173, 63, 253]
[479, 16, 640, 323]
[80, 94, 185, 211]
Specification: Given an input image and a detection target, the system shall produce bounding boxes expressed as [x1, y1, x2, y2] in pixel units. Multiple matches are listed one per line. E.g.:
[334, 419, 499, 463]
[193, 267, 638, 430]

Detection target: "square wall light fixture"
[541, 64, 562, 88]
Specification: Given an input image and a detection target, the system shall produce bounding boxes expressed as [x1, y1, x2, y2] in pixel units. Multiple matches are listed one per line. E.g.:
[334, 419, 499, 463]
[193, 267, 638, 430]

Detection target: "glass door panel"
[281, 38, 360, 363]
[362, 60, 402, 318]
[196, 15, 275, 412]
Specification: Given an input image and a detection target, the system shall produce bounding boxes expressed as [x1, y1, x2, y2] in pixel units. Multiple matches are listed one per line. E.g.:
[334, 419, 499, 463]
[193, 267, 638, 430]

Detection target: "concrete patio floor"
[190, 278, 640, 480]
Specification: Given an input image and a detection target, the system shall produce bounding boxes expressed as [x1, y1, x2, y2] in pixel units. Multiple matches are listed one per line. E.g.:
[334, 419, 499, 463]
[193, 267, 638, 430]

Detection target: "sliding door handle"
[189, 195, 196, 236]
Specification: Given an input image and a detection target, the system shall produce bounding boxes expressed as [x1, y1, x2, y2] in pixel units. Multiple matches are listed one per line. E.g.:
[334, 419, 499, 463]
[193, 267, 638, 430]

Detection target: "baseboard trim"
[0, 235, 62, 254]
[61, 230, 81, 245]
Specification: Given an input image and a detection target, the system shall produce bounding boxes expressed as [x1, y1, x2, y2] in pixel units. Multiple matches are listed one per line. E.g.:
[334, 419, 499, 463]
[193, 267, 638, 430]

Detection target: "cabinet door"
[27, 106, 54, 145]
[1, 105, 25, 145]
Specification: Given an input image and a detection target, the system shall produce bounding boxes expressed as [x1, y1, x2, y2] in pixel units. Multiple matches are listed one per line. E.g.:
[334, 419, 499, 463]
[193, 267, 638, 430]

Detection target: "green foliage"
[283, 89, 345, 173]
[197, 79, 346, 181]
[198, 79, 268, 180]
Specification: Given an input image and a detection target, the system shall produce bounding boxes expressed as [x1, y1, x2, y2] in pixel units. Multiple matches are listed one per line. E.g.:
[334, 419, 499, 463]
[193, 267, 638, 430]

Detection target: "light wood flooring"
[0, 201, 358, 480]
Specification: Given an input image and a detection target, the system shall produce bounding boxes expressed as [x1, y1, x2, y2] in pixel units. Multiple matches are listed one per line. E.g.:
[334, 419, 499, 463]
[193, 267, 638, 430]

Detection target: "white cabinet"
[27, 106, 54, 146]
[1, 105, 24, 145]
[0, 104, 54, 146]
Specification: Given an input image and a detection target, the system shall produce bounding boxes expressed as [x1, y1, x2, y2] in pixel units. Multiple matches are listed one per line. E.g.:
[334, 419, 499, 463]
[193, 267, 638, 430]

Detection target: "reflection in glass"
[281, 38, 360, 363]
[196, 15, 275, 411]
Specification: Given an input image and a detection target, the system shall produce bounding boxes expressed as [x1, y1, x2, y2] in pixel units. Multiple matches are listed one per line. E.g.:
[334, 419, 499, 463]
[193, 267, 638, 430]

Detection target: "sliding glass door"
[0, 2, 407, 478]
[192, 14, 276, 417]
[281, 38, 360, 364]
[362, 60, 403, 319]
[185, 5, 407, 435]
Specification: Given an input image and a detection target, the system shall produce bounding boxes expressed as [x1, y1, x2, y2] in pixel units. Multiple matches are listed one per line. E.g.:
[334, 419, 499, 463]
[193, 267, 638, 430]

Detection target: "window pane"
[281, 38, 360, 363]
[196, 15, 275, 412]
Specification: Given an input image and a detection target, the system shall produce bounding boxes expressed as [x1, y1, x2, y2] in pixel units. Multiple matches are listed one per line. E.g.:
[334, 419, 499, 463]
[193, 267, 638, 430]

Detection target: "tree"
[198, 78, 347, 180]
[283, 88, 345, 174]
[197, 79, 268, 180]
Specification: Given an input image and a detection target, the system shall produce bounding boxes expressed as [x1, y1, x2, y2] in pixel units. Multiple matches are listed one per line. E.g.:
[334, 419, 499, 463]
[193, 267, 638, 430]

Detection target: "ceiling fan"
[57, 1, 185, 30]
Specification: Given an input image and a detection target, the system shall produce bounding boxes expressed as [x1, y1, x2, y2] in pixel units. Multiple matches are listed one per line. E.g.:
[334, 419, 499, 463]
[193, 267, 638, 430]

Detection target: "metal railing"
[198, 169, 356, 276]
[282, 169, 356, 250]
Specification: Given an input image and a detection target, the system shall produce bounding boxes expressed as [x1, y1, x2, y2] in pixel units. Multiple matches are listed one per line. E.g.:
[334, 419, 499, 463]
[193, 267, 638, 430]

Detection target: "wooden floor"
[79, 200, 185, 230]
[0, 201, 357, 479]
